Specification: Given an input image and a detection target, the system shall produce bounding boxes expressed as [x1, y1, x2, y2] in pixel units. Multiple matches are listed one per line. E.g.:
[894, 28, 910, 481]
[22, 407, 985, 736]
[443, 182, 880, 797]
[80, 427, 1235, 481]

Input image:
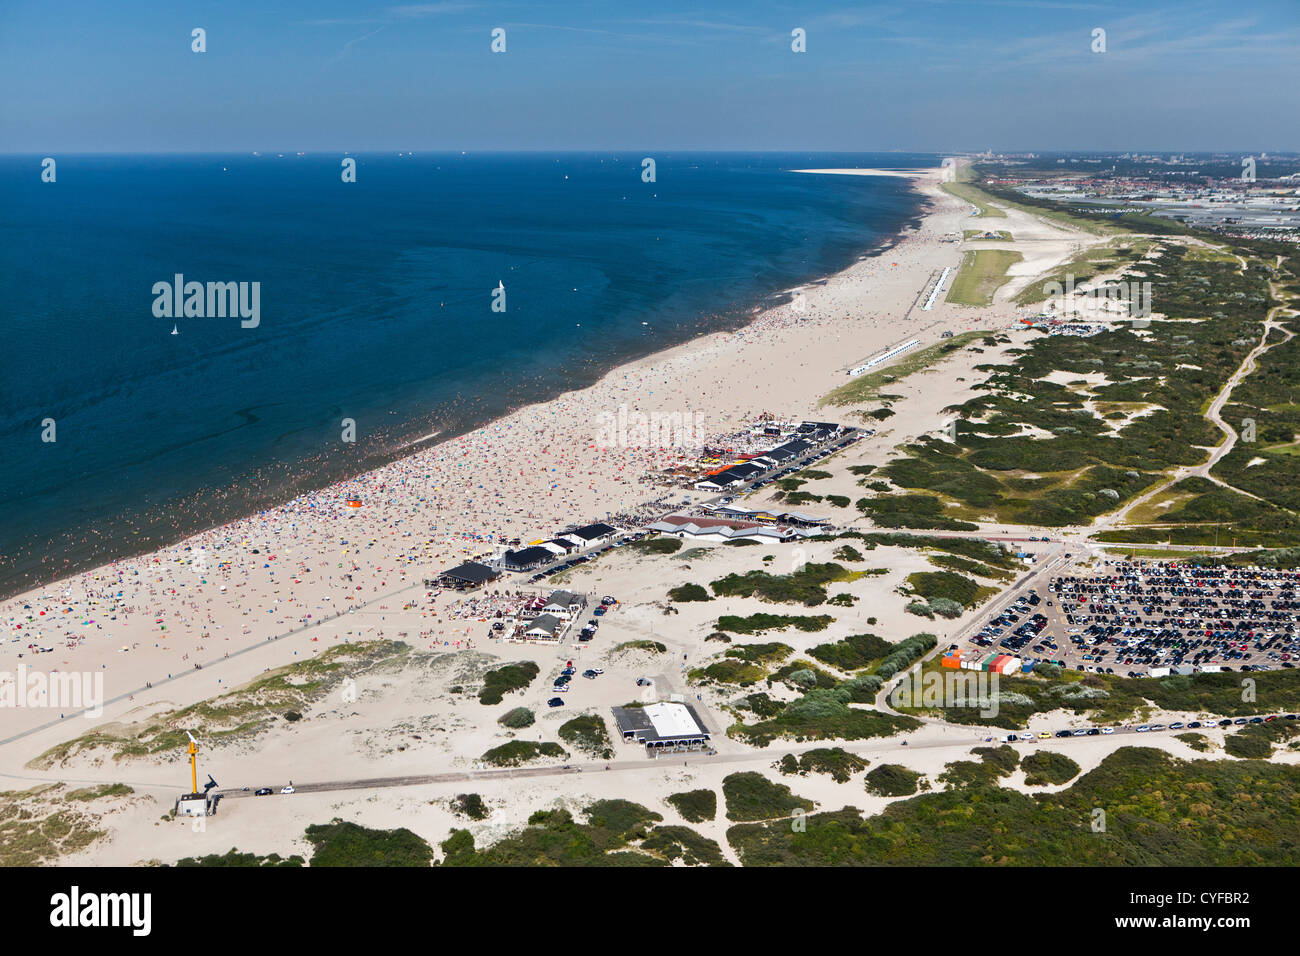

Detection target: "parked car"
[280, 785, 295, 795]
[636, 677, 652, 686]
[255, 787, 273, 796]
[547, 697, 564, 708]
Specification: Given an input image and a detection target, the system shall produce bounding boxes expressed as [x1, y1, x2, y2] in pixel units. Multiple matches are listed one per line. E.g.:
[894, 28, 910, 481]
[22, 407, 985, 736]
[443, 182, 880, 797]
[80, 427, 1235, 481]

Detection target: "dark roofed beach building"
[562, 522, 619, 548]
[433, 561, 501, 590]
[502, 546, 553, 572]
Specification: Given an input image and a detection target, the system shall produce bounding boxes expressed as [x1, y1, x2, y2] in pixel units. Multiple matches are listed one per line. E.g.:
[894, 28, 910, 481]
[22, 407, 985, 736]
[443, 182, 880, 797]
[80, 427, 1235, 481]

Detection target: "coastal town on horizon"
[2, 0, 1298, 935]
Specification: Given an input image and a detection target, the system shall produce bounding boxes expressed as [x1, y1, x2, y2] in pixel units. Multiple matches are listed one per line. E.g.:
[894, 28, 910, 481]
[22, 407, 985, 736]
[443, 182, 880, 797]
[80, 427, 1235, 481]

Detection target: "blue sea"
[0, 152, 933, 595]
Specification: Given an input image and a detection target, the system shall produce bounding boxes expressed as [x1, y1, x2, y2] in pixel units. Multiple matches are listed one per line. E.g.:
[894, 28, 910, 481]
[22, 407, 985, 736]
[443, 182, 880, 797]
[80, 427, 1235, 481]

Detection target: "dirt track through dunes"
[1093, 299, 1298, 535]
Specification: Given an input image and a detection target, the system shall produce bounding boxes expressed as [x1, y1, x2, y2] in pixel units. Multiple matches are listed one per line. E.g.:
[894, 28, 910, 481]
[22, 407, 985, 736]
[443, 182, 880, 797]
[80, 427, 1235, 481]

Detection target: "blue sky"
[2, 0, 1297, 152]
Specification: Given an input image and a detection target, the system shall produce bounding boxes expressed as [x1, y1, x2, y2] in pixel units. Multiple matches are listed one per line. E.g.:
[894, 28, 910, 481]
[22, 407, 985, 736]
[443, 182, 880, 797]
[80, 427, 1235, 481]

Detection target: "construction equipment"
[175, 731, 215, 817]
[185, 731, 199, 795]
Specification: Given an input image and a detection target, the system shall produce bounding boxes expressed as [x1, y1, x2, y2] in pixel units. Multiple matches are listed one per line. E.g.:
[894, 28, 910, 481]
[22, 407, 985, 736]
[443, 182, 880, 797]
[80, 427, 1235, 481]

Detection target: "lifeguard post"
[174, 732, 215, 817]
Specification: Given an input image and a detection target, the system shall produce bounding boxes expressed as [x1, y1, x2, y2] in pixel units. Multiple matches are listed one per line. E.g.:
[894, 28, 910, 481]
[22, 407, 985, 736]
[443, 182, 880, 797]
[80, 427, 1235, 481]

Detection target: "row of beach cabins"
[690, 420, 850, 492]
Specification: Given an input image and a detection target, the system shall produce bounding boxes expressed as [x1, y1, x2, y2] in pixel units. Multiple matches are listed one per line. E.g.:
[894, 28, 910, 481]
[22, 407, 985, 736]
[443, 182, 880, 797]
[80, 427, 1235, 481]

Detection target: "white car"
[1019, 732, 1035, 740]
[281, 785, 295, 794]
[1135, 725, 1150, 733]
[1101, 727, 1115, 735]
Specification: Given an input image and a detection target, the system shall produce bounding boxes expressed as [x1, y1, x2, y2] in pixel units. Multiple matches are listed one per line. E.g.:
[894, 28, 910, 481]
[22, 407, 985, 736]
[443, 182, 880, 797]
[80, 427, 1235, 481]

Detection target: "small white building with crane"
[174, 731, 217, 817]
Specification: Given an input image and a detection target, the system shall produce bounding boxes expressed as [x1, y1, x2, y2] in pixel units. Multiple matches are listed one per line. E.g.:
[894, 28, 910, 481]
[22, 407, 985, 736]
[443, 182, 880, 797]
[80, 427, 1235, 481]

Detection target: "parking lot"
[966, 560, 1300, 677]
[544, 595, 619, 707]
[1044, 561, 1300, 676]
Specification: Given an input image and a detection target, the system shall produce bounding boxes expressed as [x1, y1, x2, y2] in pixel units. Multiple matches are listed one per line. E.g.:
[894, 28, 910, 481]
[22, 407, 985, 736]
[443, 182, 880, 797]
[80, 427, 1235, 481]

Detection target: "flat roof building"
[611, 702, 711, 754]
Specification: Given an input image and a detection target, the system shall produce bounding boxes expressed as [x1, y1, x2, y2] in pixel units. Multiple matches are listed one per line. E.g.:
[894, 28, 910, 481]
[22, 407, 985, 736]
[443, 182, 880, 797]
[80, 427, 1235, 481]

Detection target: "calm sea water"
[0, 152, 932, 594]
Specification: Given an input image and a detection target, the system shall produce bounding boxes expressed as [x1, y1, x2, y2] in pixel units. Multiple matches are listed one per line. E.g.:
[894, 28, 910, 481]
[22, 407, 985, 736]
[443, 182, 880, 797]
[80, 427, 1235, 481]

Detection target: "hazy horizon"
[3, 0, 1297, 154]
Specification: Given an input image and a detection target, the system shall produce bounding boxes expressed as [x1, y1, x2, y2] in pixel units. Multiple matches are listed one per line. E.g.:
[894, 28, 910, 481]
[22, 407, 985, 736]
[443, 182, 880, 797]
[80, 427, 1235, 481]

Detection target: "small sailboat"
[170, 325, 179, 335]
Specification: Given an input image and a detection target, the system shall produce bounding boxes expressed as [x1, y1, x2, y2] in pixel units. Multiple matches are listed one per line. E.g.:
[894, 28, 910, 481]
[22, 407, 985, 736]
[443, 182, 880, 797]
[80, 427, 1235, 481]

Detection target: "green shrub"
[1225, 732, 1273, 760]
[716, 613, 834, 634]
[808, 632, 894, 670]
[722, 772, 815, 821]
[453, 793, 490, 820]
[305, 820, 434, 867]
[498, 707, 535, 729]
[782, 747, 868, 783]
[480, 740, 567, 767]
[667, 789, 717, 823]
[614, 640, 667, 654]
[906, 571, 987, 607]
[928, 597, 964, 619]
[1021, 751, 1081, 786]
[668, 583, 712, 602]
[558, 715, 613, 758]
[711, 562, 855, 606]
[479, 662, 540, 705]
[864, 764, 920, 797]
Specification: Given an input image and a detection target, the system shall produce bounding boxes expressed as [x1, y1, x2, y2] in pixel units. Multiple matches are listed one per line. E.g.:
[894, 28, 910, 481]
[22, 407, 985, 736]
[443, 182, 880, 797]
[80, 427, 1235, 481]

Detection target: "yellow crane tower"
[186, 731, 199, 794]
[175, 730, 213, 817]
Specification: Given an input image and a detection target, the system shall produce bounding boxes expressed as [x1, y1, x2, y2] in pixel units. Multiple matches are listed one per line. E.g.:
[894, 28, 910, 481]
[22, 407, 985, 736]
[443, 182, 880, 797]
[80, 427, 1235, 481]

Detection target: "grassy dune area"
[942, 181, 1006, 219]
[821, 331, 985, 406]
[946, 249, 1024, 306]
[728, 747, 1300, 866]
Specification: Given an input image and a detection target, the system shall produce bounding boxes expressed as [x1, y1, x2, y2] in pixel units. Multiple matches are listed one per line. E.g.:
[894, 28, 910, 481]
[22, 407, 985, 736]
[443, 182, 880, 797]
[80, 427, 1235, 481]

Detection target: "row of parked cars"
[526, 548, 614, 585]
[548, 661, 605, 707]
[974, 591, 1045, 650]
[997, 712, 1300, 743]
[548, 596, 619, 706]
[578, 595, 617, 642]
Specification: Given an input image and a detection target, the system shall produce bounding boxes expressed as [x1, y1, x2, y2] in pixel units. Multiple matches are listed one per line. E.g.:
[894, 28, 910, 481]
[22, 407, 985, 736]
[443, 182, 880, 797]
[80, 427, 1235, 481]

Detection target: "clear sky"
[2, 0, 1297, 153]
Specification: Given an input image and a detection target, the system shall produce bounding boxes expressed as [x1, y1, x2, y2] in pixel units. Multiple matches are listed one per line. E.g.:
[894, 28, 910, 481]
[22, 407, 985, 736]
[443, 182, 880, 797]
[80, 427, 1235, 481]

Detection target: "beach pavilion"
[434, 562, 501, 590]
[611, 702, 711, 754]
